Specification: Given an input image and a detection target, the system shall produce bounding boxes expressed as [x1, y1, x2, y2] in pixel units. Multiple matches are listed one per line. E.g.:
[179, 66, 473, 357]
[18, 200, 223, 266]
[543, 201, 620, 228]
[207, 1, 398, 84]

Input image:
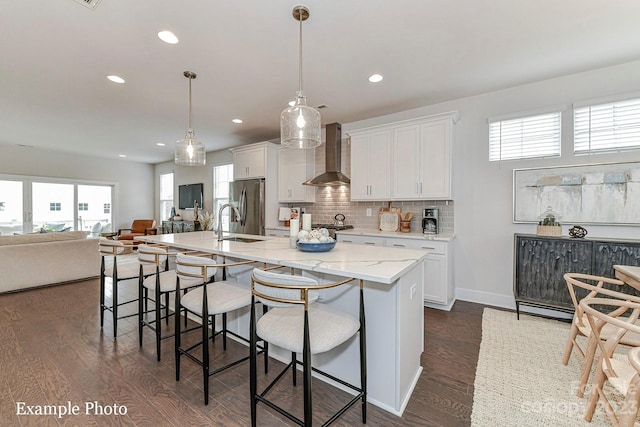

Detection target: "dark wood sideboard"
[513, 233, 640, 318]
[161, 220, 201, 234]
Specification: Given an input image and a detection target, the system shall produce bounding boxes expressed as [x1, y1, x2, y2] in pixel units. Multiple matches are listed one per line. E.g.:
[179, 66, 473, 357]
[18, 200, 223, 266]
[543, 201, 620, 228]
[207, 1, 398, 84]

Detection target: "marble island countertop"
[137, 231, 427, 284]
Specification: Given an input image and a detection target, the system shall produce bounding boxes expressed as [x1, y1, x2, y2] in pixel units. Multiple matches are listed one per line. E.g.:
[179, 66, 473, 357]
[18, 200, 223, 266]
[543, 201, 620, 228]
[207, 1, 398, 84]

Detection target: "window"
[574, 97, 640, 154]
[50, 202, 61, 211]
[213, 164, 233, 231]
[0, 202, 4, 212]
[104, 203, 110, 214]
[78, 202, 88, 211]
[159, 172, 174, 222]
[489, 112, 561, 161]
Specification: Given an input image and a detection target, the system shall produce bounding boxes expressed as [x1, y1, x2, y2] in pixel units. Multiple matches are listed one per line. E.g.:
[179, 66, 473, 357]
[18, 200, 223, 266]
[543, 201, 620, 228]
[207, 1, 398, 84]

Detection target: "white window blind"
[574, 98, 640, 154]
[489, 112, 561, 161]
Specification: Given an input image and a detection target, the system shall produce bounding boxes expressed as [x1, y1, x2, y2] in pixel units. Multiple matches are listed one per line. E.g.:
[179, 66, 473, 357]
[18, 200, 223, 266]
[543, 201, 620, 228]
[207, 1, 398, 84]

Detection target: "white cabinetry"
[278, 148, 315, 203]
[232, 144, 269, 180]
[265, 228, 290, 238]
[349, 111, 458, 201]
[349, 130, 391, 200]
[386, 238, 453, 308]
[336, 234, 386, 247]
[392, 117, 453, 199]
[336, 232, 454, 310]
[230, 142, 280, 229]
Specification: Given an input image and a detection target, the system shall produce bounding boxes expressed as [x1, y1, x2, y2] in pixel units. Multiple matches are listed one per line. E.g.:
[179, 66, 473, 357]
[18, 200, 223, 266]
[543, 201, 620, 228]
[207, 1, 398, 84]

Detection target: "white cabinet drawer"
[265, 228, 290, 238]
[386, 238, 448, 254]
[337, 234, 386, 247]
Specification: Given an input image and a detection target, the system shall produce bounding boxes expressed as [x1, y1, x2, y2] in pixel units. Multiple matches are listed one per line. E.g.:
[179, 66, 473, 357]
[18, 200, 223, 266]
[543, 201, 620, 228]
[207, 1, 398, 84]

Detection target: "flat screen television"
[178, 183, 203, 209]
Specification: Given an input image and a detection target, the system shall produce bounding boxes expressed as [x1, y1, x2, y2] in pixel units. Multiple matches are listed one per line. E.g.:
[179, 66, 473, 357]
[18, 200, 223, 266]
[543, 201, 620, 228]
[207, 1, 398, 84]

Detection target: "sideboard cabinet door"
[592, 242, 640, 278]
[514, 235, 592, 313]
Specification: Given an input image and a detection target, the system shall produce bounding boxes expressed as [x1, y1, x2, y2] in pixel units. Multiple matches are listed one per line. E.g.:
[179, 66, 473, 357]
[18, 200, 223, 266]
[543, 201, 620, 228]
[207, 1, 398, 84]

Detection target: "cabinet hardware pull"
[343, 239, 353, 243]
[421, 246, 435, 250]
[393, 244, 405, 247]
[364, 242, 376, 245]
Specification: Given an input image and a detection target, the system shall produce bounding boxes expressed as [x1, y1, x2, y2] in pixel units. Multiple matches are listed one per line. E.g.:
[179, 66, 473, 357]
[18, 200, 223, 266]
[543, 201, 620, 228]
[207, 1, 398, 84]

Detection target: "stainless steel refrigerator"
[228, 178, 265, 236]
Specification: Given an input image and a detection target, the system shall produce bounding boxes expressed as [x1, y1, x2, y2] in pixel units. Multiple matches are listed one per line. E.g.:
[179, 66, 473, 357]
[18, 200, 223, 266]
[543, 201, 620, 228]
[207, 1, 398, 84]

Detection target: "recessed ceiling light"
[107, 75, 125, 84]
[232, 119, 243, 124]
[158, 30, 179, 44]
[118, 154, 127, 158]
[368, 74, 384, 83]
[156, 142, 166, 146]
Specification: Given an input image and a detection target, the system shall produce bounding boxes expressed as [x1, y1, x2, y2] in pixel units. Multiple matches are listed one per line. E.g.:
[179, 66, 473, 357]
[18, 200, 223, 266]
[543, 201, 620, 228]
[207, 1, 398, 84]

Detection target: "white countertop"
[137, 231, 427, 284]
[336, 228, 455, 241]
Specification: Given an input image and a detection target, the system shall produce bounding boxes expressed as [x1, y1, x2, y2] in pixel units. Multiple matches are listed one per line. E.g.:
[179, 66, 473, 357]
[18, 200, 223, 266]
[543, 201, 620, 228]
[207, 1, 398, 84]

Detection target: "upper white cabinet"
[349, 129, 391, 200]
[230, 142, 280, 228]
[231, 143, 271, 180]
[350, 111, 458, 201]
[392, 119, 453, 199]
[278, 147, 315, 203]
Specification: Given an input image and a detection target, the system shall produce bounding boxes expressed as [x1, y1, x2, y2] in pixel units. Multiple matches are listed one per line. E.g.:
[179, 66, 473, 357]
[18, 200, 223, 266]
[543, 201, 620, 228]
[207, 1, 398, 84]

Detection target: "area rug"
[471, 308, 626, 427]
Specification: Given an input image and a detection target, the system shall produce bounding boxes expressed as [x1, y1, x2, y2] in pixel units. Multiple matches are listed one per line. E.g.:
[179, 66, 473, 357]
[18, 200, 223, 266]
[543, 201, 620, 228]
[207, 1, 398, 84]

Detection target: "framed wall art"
[513, 161, 640, 225]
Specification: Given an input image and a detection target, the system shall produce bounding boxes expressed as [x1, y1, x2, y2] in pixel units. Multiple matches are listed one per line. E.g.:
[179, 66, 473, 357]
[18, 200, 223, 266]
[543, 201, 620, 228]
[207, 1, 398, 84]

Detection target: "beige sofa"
[0, 231, 99, 293]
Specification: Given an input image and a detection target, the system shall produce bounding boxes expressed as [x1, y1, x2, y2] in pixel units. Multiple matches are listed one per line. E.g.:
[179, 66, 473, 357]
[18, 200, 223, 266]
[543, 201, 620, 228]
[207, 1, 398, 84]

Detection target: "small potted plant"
[537, 206, 562, 236]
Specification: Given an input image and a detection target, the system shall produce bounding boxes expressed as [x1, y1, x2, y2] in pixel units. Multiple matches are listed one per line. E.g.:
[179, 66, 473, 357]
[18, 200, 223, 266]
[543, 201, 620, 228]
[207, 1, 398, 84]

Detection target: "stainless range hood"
[303, 122, 351, 186]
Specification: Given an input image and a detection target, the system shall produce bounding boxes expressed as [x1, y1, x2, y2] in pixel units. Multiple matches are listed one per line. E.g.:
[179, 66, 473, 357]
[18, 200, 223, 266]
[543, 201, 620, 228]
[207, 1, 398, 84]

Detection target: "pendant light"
[280, 6, 321, 149]
[175, 71, 206, 166]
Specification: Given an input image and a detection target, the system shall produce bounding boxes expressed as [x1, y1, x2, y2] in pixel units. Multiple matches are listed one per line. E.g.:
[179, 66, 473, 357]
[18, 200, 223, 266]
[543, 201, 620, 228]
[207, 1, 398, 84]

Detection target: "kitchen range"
[311, 224, 353, 238]
[312, 213, 353, 238]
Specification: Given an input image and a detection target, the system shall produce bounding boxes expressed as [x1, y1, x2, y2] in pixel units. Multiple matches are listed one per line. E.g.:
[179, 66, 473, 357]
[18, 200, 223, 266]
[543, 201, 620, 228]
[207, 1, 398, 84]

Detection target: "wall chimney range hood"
[303, 122, 351, 187]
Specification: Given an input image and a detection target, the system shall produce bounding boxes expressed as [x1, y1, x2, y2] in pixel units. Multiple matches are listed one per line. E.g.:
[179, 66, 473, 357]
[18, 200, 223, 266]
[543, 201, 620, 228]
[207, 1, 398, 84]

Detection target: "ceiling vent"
[74, 0, 102, 10]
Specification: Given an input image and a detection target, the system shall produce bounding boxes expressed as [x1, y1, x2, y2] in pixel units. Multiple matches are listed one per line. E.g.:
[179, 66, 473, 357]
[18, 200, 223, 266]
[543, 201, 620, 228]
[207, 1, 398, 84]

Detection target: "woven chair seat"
[577, 313, 640, 347]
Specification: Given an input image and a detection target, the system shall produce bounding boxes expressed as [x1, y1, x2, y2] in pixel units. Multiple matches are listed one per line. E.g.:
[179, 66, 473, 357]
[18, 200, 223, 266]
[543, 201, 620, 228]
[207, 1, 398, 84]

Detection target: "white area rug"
[471, 308, 629, 427]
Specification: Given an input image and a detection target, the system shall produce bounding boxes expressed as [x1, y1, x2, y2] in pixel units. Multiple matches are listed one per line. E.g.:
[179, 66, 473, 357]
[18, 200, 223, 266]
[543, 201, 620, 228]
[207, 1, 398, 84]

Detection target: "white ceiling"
[3, 0, 640, 164]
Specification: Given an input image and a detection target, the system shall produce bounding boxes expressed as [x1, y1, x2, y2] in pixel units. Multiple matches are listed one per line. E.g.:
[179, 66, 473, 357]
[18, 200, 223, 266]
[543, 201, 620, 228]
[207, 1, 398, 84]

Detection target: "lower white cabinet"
[336, 234, 386, 247]
[337, 233, 454, 309]
[265, 228, 290, 238]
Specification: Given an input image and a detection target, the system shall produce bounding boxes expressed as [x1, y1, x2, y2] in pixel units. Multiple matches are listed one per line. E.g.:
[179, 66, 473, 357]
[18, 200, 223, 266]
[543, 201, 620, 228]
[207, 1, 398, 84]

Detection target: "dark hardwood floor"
[0, 279, 484, 426]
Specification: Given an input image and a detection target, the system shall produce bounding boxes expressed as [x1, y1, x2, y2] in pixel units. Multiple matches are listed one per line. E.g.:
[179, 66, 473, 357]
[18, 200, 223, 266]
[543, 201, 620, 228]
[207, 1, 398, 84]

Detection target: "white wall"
[345, 59, 640, 309]
[154, 149, 233, 221]
[0, 144, 154, 231]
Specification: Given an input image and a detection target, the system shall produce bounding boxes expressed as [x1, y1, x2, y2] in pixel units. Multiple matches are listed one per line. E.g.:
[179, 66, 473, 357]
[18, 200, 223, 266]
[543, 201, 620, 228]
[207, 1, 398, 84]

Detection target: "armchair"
[117, 219, 157, 244]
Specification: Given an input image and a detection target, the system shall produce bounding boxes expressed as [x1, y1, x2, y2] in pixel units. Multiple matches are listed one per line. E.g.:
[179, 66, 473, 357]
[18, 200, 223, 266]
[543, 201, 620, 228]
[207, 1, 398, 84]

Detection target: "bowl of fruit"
[296, 228, 336, 252]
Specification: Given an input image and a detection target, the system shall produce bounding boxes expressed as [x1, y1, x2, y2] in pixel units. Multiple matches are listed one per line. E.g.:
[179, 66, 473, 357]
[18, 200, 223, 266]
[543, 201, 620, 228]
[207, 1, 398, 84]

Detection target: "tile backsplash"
[290, 136, 455, 234]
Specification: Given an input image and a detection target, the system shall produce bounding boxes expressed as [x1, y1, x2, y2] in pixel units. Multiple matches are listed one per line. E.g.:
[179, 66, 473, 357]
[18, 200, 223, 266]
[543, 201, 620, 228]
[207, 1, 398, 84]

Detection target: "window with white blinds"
[574, 98, 640, 154]
[489, 112, 561, 161]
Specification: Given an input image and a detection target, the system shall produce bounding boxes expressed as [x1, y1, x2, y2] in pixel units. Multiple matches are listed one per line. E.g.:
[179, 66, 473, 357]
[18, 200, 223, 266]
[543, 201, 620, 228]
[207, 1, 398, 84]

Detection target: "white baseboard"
[454, 287, 573, 320]
[423, 299, 455, 311]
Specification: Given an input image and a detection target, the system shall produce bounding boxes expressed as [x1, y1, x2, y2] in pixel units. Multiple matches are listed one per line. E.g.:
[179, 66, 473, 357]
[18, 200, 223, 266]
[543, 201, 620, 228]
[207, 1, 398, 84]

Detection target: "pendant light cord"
[298, 7, 303, 95]
[188, 75, 193, 129]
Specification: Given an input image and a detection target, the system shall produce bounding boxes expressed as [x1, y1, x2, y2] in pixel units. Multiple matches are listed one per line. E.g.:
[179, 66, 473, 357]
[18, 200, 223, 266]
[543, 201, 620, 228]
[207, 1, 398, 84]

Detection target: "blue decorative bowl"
[296, 241, 336, 252]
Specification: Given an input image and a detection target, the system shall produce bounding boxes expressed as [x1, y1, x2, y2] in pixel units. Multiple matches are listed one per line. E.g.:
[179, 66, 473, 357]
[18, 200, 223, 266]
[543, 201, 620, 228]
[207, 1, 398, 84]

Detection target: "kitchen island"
[137, 231, 427, 416]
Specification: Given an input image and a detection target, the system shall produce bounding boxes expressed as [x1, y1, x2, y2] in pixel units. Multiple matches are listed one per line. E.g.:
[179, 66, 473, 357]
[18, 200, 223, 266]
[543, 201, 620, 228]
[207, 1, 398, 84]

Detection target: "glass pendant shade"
[281, 93, 321, 149]
[281, 6, 321, 149]
[175, 128, 206, 166]
[174, 70, 206, 166]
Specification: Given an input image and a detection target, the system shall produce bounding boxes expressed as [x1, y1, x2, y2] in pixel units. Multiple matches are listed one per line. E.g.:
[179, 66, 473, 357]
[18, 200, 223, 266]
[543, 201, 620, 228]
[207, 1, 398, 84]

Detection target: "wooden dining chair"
[580, 297, 640, 426]
[563, 272, 640, 397]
